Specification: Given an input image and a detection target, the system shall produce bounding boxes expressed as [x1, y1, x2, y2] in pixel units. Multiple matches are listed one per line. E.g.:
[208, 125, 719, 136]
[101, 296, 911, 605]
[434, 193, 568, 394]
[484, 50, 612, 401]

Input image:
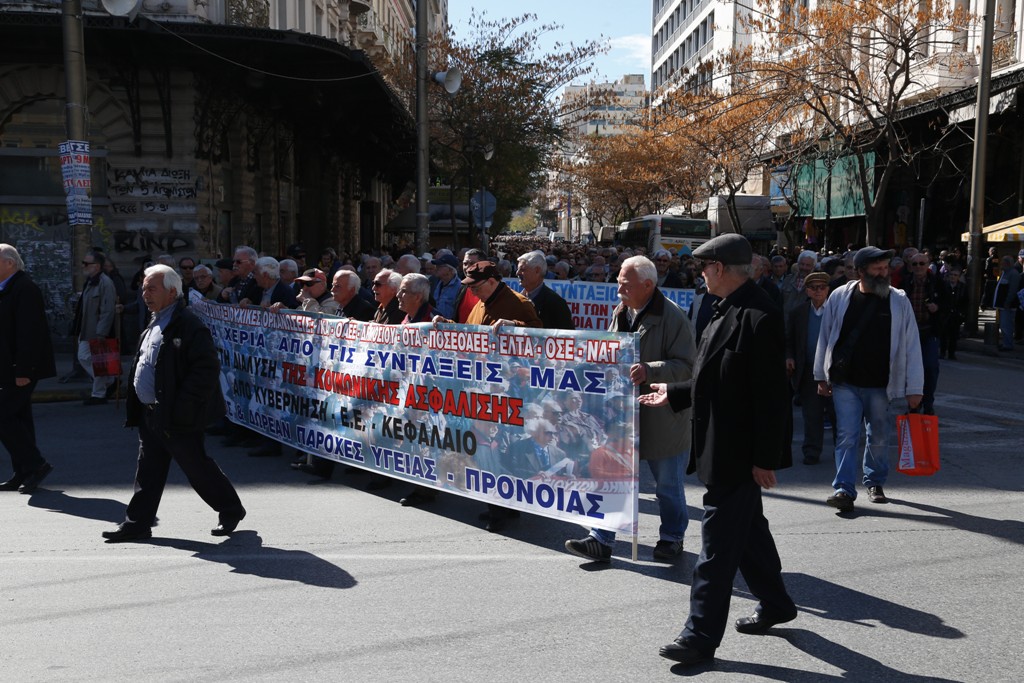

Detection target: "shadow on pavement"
[27, 489, 127, 524]
[889, 498, 1024, 546]
[145, 531, 357, 589]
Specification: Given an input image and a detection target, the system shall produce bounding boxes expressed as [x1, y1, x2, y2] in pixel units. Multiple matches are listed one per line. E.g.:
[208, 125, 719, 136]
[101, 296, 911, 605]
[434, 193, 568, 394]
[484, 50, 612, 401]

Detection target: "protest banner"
[503, 279, 695, 331]
[193, 301, 641, 535]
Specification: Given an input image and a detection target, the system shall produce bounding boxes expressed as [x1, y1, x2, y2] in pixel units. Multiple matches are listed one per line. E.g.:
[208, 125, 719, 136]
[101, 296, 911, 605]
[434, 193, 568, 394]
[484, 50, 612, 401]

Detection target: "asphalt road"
[2, 352, 1022, 682]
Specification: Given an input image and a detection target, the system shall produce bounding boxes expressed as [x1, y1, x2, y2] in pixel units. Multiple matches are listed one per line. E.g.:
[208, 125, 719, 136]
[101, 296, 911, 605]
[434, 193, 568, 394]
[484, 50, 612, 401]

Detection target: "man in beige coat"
[565, 255, 695, 563]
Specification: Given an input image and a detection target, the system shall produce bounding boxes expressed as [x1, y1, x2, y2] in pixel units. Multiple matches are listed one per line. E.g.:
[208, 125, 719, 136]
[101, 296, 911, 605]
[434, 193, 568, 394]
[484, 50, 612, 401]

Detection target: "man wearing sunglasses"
[898, 253, 948, 415]
[74, 250, 117, 405]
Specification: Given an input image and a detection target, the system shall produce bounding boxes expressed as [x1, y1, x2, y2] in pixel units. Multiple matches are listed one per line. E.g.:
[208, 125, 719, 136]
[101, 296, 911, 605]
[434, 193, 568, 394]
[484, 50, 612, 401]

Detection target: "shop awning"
[960, 216, 1024, 242]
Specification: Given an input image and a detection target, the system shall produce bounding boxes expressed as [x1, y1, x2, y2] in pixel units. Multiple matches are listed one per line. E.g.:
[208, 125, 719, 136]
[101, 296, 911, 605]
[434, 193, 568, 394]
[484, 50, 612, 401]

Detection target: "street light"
[817, 129, 839, 253]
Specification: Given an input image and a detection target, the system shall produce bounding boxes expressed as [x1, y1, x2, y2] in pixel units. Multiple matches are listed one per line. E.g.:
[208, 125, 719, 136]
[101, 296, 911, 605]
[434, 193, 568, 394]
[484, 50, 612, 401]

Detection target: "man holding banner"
[564, 255, 695, 563]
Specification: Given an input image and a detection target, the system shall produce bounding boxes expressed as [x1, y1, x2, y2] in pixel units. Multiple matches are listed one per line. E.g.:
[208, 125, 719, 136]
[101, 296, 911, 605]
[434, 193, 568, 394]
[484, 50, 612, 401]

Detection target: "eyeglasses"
[911, 261, 928, 266]
[699, 259, 719, 271]
[302, 281, 321, 288]
[180, 265, 194, 270]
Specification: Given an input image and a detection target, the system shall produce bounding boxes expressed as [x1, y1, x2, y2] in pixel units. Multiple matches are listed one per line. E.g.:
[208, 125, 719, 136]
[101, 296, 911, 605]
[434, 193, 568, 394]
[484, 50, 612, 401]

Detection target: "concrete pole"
[62, 0, 88, 140]
[414, 0, 429, 254]
[966, 0, 996, 335]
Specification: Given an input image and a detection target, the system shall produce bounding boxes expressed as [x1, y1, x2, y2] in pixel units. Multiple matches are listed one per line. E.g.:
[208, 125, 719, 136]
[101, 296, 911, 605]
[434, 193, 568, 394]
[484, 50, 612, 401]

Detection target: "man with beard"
[814, 247, 923, 513]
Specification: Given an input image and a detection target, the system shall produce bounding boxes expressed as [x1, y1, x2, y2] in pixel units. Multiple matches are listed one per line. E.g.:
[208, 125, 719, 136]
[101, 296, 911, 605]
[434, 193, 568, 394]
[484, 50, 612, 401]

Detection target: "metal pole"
[966, 0, 996, 336]
[480, 184, 488, 255]
[62, 0, 88, 140]
[414, 0, 429, 254]
[824, 163, 832, 254]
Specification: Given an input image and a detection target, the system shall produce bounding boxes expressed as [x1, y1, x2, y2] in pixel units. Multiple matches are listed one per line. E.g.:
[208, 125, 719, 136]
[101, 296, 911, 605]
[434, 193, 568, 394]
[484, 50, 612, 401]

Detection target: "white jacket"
[813, 280, 924, 400]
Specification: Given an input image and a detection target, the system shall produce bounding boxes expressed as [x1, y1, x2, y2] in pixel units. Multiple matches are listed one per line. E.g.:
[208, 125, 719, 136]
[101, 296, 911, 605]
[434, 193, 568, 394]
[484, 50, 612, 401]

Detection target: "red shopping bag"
[88, 337, 122, 378]
[896, 413, 940, 476]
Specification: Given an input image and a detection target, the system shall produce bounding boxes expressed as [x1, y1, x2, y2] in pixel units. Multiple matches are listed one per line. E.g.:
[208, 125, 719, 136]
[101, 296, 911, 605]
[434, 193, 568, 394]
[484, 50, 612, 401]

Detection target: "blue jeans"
[999, 307, 1016, 349]
[832, 385, 891, 499]
[591, 453, 688, 546]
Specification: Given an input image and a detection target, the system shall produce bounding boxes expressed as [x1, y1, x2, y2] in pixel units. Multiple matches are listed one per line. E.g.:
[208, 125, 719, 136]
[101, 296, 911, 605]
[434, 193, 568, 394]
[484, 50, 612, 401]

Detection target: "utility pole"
[966, 0, 996, 335]
[414, 0, 429, 254]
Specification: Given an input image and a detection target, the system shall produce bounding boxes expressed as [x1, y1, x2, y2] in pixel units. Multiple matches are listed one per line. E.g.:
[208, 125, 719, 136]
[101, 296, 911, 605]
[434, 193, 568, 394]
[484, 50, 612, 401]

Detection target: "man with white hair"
[190, 265, 222, 301]
[516, 250, 573, 330]
[781, 250, 818, 322]
[244, 256, 297, 309]
[219, 245, 262, 304]
[653, 249, 684, 288]
[74, 249, 117, 405]
[564, 255, 695, 563]
[331, 269, 375, 321]
[279, 258, 299, 295]
[102, 264, 246, 542]
[396, 253, 421, 276]
[0, 244, 57, 493]
[371, 269, 404, 324]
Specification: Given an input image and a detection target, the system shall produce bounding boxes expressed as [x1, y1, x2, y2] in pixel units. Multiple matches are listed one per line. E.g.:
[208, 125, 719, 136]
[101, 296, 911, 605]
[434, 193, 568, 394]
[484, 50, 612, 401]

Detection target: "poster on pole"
[58, 139, 92, 225]
[193, 302, 642, 535]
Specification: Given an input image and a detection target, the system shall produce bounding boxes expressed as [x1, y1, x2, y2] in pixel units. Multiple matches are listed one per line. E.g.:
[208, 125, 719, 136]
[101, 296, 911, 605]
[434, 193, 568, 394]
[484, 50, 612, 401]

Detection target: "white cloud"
[608, 34, 650, 69]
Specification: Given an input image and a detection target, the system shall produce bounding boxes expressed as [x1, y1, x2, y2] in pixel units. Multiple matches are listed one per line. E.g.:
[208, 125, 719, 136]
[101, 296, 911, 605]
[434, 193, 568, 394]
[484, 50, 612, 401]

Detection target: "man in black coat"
[0, 244, 57, 493]
[786, 271, 836, 464]
[515, 250, 574, 330]
[102, 265, 245, 542]
[640, 233, 796, 668]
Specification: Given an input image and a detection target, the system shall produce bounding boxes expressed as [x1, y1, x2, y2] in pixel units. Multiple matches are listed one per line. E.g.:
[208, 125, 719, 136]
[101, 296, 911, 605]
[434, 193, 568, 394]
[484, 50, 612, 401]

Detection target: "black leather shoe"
[658, 638, 714, 666]
[19, 462, 53, 494]
[212, 508, 246, 536]
[0, 475, 26, 491]
[102, 522, 152, 543]
[735, 608, 798, 634]
[399, 488, 436, 507]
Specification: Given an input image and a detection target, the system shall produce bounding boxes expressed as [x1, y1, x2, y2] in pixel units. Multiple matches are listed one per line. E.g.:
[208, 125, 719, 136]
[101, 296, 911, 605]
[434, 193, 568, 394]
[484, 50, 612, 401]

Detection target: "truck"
[706, 194, 774, 240]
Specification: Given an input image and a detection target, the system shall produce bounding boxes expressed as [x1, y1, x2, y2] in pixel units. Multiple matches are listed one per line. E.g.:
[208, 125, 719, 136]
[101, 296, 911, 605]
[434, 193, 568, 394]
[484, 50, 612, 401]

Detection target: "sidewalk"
[33, 309, 1022, 403]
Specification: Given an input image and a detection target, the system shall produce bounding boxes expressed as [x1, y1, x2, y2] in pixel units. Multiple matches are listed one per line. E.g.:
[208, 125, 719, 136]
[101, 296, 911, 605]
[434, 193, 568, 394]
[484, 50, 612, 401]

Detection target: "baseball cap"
[461, 261, 500, 285]
[432, 254, 459, 270]
[214, 258, 234, 270]
[853, 246, 895, 269]
[295, 268, 327, 283]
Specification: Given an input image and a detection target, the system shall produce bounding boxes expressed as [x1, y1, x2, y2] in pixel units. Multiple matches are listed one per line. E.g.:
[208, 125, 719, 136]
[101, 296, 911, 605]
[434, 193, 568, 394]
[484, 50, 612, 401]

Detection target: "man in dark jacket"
[102, 264, 245, 542]
[900, 253, 949, 414]
[640, 234, 795, 668]
[516, 250, 574, 330]
[0, 244, 57, 493]
[786, 272, 836, 464]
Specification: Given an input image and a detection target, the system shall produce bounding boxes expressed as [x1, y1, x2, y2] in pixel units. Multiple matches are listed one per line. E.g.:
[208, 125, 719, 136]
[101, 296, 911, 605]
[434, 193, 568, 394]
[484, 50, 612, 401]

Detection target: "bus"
[616, 215, 713, 253]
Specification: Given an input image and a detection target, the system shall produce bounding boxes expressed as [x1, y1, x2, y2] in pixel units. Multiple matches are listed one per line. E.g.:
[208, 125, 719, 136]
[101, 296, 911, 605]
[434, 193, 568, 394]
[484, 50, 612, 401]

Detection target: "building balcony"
[993, 32, 1018, 70]
[902, 49, 978, 105]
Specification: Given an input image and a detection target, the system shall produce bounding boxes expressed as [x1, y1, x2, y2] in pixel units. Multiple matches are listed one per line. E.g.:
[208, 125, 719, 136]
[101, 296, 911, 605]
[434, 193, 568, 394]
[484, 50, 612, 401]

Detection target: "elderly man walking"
[103, 265, 245, 542]
[564, 255, 695, 563]
[0, 244, 57, 493]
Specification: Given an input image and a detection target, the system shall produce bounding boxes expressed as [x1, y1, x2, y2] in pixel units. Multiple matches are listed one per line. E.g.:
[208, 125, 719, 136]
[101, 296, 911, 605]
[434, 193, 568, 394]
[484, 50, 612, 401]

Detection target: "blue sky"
[446, 1, 652, 87]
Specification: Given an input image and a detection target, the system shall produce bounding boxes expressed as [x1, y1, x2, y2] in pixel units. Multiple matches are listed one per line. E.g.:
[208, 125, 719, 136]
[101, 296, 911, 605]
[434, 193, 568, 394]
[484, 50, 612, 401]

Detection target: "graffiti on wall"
[107, 164, 203, 257]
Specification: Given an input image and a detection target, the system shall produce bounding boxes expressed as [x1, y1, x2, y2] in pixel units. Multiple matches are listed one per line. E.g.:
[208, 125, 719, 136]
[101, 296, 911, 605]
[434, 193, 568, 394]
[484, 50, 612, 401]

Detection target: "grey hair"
[0, 243, 24, 271]
[653, 248, 672, 260]
[333, 269, 361, 293]
[233, 245, 258, 262]
[400, 272, 431, 299]
[518, 250, 548, 274]
[621, 255, 657, 285]
[279, 259, 298, 275]
[255, 256, 280, 279]
[144, 264, 183, 297]
[377, 269, 402, 290]
[798, 250, 817, 265]
[397, 254, 421, 273]
[192, 264, 212, 278]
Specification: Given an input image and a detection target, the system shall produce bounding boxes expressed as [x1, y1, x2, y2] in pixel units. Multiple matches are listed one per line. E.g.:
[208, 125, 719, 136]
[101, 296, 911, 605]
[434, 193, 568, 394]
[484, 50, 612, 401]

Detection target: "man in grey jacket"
[75, 250, 117, 405]
[564, 255, 695, 563]
[814, 247, 923, 513]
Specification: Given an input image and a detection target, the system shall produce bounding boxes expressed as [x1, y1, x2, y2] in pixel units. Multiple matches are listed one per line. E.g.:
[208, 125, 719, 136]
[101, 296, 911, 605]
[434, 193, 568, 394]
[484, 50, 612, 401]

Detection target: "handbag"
[896, 412, 940, 476]
[88, 337, 122, 378]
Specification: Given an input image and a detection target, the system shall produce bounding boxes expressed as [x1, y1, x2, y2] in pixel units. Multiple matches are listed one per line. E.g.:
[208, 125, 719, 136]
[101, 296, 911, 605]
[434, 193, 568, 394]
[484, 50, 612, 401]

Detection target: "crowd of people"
[2, 231, 1023, 668]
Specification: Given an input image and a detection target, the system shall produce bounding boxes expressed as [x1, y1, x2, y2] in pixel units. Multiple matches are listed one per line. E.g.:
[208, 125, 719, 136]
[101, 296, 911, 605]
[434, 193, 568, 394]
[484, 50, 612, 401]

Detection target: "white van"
[550, 231, 566, 243]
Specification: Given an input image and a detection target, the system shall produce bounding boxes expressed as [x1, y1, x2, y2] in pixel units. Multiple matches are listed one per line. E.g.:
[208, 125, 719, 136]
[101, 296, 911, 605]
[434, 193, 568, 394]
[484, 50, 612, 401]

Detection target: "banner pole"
[631, 428, 639, 562]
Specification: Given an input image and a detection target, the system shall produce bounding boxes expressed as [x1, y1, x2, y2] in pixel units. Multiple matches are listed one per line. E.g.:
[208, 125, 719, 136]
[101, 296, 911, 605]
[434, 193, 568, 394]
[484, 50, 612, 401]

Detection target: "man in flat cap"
[814, 246, 923, 512]
[639, 233, 796, 668]
[453, 261, 542, 329]
[786, 271, 836, 465]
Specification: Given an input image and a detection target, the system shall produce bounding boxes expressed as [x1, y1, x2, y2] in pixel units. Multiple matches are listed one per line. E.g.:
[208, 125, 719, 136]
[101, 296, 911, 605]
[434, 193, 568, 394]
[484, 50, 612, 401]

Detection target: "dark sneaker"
[564, 536, 612, 563]
[826, 491, 854, 512]
[866, 485, 889, 504]
[652, 540, 683, 561]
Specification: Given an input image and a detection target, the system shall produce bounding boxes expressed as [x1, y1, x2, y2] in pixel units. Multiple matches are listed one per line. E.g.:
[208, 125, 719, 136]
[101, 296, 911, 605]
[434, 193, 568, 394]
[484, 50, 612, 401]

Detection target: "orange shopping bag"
[896, 413, 940, 476]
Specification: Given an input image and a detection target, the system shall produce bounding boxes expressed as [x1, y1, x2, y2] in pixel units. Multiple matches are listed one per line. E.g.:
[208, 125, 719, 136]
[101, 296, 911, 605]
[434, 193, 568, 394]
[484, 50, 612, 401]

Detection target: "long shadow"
[670, 629, 963, 681]
[145, 531, 357, 589]
[27, 489, 127, 524]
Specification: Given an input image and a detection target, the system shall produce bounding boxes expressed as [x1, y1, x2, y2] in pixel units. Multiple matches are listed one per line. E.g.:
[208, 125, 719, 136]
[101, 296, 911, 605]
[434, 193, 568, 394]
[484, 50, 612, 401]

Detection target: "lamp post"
[817, 130, 839, 253]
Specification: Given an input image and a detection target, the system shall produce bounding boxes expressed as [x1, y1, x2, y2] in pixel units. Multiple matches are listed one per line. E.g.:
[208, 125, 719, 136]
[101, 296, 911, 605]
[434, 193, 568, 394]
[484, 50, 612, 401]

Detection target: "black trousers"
[799, 374, 836, 460]
[125, 411, 244, 525]
[681, 480, 795, 650]
[0, 380, 46, 476]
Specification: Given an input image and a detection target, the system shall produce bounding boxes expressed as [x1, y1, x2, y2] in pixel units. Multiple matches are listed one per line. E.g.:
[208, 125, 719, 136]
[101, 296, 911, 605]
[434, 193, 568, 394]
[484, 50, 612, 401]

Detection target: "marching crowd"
[2, 231, 1022, 668]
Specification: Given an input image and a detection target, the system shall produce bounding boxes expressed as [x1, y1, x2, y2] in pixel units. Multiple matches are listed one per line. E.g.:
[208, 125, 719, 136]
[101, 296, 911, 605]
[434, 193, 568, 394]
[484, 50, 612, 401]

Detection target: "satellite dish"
[101, 0, 142, 20]
[433, 68, 462, 94]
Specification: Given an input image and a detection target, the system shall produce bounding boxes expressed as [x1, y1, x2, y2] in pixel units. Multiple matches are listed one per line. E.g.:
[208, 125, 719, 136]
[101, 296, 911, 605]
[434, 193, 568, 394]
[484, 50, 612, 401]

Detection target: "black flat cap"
[692, 233, 752, 266]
